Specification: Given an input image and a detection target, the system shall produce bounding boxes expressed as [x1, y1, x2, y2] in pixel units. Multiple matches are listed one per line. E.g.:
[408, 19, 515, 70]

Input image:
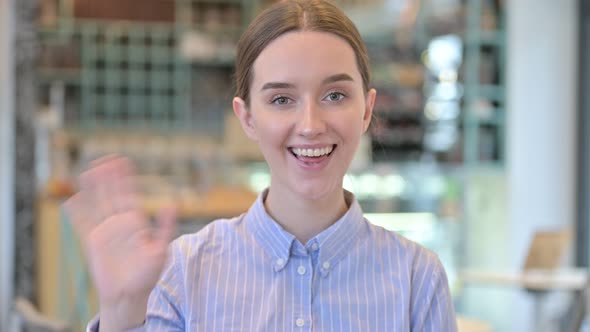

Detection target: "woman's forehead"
[251, 30, 362, 88]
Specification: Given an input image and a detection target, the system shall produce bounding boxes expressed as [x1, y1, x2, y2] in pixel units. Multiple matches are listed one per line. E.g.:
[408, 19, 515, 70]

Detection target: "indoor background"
[0, 0, 588, 331]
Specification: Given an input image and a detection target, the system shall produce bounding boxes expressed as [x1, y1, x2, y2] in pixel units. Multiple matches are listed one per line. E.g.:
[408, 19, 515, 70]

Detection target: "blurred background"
[0, 0, 588, 331]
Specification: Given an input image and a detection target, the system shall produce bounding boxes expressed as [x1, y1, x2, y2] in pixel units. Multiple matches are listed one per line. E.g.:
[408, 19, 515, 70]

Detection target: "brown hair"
[234, 0, 371, 105]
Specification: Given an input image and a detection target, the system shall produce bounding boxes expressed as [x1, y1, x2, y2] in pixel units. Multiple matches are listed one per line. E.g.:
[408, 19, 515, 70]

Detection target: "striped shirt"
[89, 189, 457, 331]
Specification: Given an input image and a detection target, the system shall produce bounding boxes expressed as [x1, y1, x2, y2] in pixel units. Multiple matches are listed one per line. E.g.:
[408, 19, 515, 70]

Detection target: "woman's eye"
[272, 96, 290, 105]
[326, 92, 345, 102]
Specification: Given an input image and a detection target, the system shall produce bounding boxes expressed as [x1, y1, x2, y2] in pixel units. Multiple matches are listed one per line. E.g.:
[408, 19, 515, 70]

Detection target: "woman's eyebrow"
[261, 82, 295, 91]
[322, 73, 354, 85]
[260, 73, 354, 91]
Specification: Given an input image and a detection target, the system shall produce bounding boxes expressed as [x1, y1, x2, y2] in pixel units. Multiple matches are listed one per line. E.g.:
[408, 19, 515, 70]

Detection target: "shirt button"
[322, 261, 331, 270]
[311, 243, 319, 251]
[296, 318, 305, 327]
[276, 258, 284, 266]
[297, 266, 306, 275]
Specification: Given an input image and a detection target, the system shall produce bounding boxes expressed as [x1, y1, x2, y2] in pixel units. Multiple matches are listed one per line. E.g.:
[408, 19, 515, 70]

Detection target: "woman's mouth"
[289, 145, 336, 159]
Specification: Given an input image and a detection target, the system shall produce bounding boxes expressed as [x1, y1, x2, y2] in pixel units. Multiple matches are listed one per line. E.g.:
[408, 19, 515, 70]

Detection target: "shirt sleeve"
[85, 239, 187, 332]
[86, 315, 100, 332]
[410, 250, 458, 332]
[86, 315, 146, 332]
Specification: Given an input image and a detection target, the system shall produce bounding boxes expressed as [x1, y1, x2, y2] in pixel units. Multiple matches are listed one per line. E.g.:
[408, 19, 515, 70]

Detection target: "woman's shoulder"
[363, 218, 444, 271]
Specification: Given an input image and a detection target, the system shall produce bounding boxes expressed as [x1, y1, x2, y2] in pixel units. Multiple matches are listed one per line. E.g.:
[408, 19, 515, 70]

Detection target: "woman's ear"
[362, 88, 377, 133]
[233, 97, 258, 141]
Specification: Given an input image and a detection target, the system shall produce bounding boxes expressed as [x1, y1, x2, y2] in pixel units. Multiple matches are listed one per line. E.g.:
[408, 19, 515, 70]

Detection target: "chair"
[461, 227, 588, 331]
[522, 228, 572, 272]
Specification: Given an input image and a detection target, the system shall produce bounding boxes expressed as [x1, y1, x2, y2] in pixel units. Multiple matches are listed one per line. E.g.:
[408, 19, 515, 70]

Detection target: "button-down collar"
[246, 190, 295, 272]
[310, 190, 364, 277]
[245, 189, 366, 277]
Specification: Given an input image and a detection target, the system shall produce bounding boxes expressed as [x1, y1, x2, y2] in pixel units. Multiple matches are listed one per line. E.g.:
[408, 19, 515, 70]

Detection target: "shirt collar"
[246, 189, 296, 272]
[245, 189, 366, 277]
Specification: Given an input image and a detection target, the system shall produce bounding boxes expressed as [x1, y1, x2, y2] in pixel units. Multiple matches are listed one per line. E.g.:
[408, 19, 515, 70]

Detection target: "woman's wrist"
[98, 296, 149, 332]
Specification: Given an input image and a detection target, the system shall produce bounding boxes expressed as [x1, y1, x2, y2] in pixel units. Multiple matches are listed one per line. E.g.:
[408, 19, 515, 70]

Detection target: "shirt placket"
[291, 254, 313, 332]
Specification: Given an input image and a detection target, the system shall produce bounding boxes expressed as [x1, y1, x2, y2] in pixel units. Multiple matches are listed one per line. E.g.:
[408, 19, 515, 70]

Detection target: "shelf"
[463, 110, 504, 127]
[185, 25, 242, 36]
[179, 31, 236, 63]
[176, 0, 244, 4]
[465, 30, 505, 46]
[375, 109, 423, 120]
[463, 85, 505, 103]
[37, 0, 506, 163]
[39, 68, 81, 84]
[371, 129, 423, 146]
[459, 0, 506, 167]
[190, 59, 235, 67]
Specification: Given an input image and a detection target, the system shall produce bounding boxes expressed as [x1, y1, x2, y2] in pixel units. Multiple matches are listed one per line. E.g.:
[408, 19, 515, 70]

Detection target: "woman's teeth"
[292, 146, 334, 157]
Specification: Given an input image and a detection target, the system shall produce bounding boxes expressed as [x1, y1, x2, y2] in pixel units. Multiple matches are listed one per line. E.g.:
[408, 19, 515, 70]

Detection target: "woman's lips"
[288, 145, 336, 170]
[289, 144, 336, 158]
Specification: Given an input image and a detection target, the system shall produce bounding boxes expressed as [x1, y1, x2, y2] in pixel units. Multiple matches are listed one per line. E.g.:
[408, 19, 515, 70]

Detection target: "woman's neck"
[264, 185, 349, 245]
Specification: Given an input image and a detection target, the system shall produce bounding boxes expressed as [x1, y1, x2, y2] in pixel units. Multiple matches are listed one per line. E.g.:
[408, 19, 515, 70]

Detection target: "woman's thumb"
[154, 206, 177, 248]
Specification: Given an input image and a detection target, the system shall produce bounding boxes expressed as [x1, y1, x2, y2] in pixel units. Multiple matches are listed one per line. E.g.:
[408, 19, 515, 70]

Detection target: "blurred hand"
[63, 155, 176, 331]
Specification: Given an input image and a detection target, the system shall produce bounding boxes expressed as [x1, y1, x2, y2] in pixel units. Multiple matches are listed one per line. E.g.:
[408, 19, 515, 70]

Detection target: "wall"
[507, 0, 578, 330]
[0, 0, 16, 330]
[578, 0, 590, 268]
[13, 0, 39, 301]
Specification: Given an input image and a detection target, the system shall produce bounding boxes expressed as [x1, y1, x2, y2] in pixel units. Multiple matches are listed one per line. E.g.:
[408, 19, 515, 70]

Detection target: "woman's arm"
[64, 155, 177, 332]
[410, 251, 458, 332]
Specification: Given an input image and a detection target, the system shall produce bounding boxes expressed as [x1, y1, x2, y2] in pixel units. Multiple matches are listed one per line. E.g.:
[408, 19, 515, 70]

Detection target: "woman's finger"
[109, 158, 141, 214]
[153, 206, 177, 250]
[81, 155, 139, 223]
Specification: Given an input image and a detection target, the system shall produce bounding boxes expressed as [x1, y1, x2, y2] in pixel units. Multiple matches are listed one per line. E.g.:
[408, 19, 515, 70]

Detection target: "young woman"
[65, 1, 458, 331]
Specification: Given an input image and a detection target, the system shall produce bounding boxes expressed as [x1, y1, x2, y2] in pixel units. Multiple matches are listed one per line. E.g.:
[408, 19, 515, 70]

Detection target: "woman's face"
[233, 30, 376, 200]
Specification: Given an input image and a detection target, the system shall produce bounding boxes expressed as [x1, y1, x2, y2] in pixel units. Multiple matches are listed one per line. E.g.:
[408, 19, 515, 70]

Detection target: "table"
[456, 315, 492, 332]
[460, 268, 590, 332]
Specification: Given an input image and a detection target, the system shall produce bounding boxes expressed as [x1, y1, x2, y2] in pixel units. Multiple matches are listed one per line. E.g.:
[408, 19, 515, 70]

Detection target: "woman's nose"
[296, 101, 327, 137]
